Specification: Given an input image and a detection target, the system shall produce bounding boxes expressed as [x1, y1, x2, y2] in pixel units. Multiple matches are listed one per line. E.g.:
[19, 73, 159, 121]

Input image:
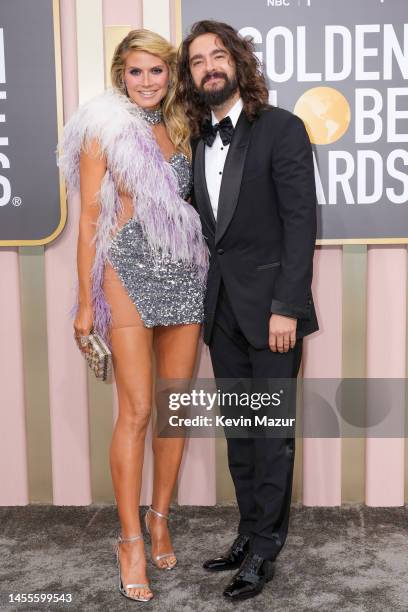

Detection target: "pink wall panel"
[302, 247, 343, 506]
[102, 0, 143, 28]
[44, 0, 92, 505]
[365, 246, 407, 507]
[0, 248, 28, 504]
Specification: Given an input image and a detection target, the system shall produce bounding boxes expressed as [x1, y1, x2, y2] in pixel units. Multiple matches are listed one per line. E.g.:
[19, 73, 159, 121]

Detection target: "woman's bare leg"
[148, 323, 201, 568]
[105, 262, 154, 599]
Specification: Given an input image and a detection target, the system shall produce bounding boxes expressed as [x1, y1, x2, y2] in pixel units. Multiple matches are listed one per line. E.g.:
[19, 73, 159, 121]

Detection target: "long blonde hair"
[111, 29, 191, 159]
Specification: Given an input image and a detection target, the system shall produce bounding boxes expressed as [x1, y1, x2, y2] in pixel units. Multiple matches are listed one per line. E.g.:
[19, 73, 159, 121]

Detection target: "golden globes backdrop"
[0, 0, 65, 246]
[181, 0, 408, 244]
[0, 0, 405, 511]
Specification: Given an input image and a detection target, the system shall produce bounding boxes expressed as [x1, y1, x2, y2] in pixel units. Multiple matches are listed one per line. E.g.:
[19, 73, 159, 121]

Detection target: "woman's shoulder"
[63, 88, 138, 139]
[58, 88, 150, 189]
[58, 89, 133, 192]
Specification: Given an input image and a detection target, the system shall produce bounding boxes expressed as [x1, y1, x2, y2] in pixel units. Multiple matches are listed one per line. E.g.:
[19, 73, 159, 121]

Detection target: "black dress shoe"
[223, 552, 275, 601]
[202, 534, 250, 572]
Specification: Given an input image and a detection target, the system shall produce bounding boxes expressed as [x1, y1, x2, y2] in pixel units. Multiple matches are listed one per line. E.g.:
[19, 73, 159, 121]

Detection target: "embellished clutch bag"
[75, 328, 112, 382]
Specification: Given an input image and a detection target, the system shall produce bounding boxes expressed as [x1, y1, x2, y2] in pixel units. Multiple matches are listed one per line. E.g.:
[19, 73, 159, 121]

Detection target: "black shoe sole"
[223, 590, 263, 602]
[222, 573, 274, 601]
[202, 563, 242, 572]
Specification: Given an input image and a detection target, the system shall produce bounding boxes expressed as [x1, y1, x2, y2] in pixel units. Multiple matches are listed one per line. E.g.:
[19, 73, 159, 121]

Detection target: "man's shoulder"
[190, 136, 201, 161]
[256, 104, 303, 128]
[190, 135, 201, 147]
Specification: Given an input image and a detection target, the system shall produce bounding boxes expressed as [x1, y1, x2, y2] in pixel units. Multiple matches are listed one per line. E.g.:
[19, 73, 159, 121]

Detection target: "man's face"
[188, 33, 238, 107]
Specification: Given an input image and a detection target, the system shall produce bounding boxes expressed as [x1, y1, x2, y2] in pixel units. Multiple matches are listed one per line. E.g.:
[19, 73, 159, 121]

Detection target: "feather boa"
[57, 87, 208, 349]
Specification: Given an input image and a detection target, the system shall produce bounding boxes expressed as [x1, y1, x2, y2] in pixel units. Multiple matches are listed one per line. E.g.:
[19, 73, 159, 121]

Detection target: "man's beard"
[197, 72, 239, 107]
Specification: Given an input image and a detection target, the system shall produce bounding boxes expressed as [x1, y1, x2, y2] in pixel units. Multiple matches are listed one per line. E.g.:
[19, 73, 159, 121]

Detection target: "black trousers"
[208, 280, 303, 561]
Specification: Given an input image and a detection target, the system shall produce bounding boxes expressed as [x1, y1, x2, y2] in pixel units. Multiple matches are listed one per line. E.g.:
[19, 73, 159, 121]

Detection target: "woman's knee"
[118, 401, 152, 435]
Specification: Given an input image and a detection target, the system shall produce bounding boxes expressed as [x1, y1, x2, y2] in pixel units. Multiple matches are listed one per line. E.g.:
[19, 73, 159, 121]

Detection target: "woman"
[59, 30, 208, 602]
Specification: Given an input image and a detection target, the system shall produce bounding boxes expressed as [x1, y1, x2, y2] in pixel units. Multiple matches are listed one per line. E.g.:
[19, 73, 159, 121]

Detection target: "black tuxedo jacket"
[192, 105, 319, 348]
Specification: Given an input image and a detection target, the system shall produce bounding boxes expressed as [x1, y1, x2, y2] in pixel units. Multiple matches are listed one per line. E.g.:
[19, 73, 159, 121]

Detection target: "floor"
[0, 503, 407, 611]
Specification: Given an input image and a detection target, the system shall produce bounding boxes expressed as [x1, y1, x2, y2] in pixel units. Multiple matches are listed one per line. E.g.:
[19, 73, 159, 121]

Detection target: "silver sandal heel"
[115, 533, 153, 602]
[144, 506, 177, 570]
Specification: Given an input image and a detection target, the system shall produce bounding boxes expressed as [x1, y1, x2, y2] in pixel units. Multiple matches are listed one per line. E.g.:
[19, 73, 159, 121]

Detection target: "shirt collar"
[211, 97, 244, 127]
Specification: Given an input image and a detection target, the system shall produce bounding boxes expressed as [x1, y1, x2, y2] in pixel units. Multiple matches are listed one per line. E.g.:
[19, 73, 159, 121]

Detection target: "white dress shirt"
[204, 97, 244, 220]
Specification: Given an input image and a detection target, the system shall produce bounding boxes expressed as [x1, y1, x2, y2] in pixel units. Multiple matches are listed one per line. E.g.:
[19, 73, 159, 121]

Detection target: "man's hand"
[269, 314, 297, 352]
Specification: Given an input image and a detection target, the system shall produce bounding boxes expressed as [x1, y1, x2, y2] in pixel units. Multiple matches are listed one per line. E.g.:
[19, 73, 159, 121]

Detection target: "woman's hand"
[74, 304, 94, 354]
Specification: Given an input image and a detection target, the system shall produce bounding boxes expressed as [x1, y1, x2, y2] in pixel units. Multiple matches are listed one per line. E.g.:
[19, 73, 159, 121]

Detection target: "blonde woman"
[59, 30, 208, 602]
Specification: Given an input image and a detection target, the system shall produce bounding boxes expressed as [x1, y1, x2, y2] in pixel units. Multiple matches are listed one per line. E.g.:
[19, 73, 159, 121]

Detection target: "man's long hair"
[176, 20, 269, 136]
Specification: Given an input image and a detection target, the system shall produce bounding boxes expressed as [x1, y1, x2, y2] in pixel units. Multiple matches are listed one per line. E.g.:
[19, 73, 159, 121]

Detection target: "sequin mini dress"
[103, 152, 205, 330]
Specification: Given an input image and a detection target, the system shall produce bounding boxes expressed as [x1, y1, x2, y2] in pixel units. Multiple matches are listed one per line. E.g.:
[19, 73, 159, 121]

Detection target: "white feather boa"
[57, 87, 208, 347]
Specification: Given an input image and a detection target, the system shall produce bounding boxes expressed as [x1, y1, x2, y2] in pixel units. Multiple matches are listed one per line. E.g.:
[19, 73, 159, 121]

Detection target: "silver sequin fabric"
[107, 153, 205, 327]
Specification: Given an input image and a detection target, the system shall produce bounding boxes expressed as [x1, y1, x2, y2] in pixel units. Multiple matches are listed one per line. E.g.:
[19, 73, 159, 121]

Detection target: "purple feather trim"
[67, 270, 113, 351]
[58, 88, 209, 348]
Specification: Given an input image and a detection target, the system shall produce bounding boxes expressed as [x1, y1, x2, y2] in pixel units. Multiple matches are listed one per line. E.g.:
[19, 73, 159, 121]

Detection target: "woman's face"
[123, 50, 169, 109]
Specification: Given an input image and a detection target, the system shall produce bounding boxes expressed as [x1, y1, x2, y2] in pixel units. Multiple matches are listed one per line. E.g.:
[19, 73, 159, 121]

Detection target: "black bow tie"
[201, 116, 234, 147]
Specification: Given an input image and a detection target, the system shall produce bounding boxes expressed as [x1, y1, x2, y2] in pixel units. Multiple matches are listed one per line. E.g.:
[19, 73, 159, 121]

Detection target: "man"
[177, 20, 319, 601]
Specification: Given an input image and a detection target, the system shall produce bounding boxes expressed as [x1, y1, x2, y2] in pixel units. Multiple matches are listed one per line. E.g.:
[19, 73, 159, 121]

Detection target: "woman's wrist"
[78, 295, 93, 309]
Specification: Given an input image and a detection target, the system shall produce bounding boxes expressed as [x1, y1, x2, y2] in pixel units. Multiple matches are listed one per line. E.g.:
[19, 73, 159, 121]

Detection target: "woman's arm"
[74, 138, 106, 336]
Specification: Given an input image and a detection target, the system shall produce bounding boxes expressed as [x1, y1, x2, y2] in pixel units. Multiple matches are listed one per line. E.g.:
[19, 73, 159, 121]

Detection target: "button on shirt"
[204, 97, 244, 220]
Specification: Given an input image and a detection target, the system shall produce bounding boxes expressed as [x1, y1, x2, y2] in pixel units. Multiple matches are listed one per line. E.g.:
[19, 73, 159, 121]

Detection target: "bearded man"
[177, 20, 319, 601]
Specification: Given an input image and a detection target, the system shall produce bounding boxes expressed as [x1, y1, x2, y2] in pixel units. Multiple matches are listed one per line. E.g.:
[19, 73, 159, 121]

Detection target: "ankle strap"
[148, 506, 169, 521]
[118, 533, 143, 543]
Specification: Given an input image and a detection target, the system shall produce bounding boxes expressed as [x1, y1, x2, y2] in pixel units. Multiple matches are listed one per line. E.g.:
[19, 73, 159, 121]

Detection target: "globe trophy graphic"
[294, 86, 351, 145]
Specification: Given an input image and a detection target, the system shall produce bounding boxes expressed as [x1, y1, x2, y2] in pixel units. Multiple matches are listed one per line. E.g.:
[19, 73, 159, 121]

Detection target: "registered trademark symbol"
[12, 196, 22, 206]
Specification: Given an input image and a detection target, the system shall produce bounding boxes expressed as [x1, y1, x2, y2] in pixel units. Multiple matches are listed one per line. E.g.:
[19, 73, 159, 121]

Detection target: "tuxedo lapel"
[215, 111, 252, 245]
[193, 139, 216, 236]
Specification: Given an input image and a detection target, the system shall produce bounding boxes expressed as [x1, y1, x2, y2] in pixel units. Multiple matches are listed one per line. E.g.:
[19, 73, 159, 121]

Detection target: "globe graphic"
[294, 87, 351, 145]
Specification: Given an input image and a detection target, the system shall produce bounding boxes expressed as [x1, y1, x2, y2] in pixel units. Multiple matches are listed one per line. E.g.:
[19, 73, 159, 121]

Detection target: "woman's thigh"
[104, 262, 154, 418]
[153, 323, 201, 379]
[153, 324, 201, 434]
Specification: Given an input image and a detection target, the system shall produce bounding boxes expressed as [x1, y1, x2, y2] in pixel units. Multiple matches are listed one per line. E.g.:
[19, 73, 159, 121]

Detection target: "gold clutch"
[75, 328, 112, 382]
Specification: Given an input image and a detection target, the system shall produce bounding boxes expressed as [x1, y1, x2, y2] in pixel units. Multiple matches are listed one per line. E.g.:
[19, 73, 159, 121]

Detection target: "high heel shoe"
[115, 533, 153, 602]
[144, 506, 177, 570]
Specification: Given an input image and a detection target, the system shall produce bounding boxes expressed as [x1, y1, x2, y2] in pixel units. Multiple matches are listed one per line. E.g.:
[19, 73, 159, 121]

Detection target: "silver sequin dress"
[106, 153, 205, 327]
